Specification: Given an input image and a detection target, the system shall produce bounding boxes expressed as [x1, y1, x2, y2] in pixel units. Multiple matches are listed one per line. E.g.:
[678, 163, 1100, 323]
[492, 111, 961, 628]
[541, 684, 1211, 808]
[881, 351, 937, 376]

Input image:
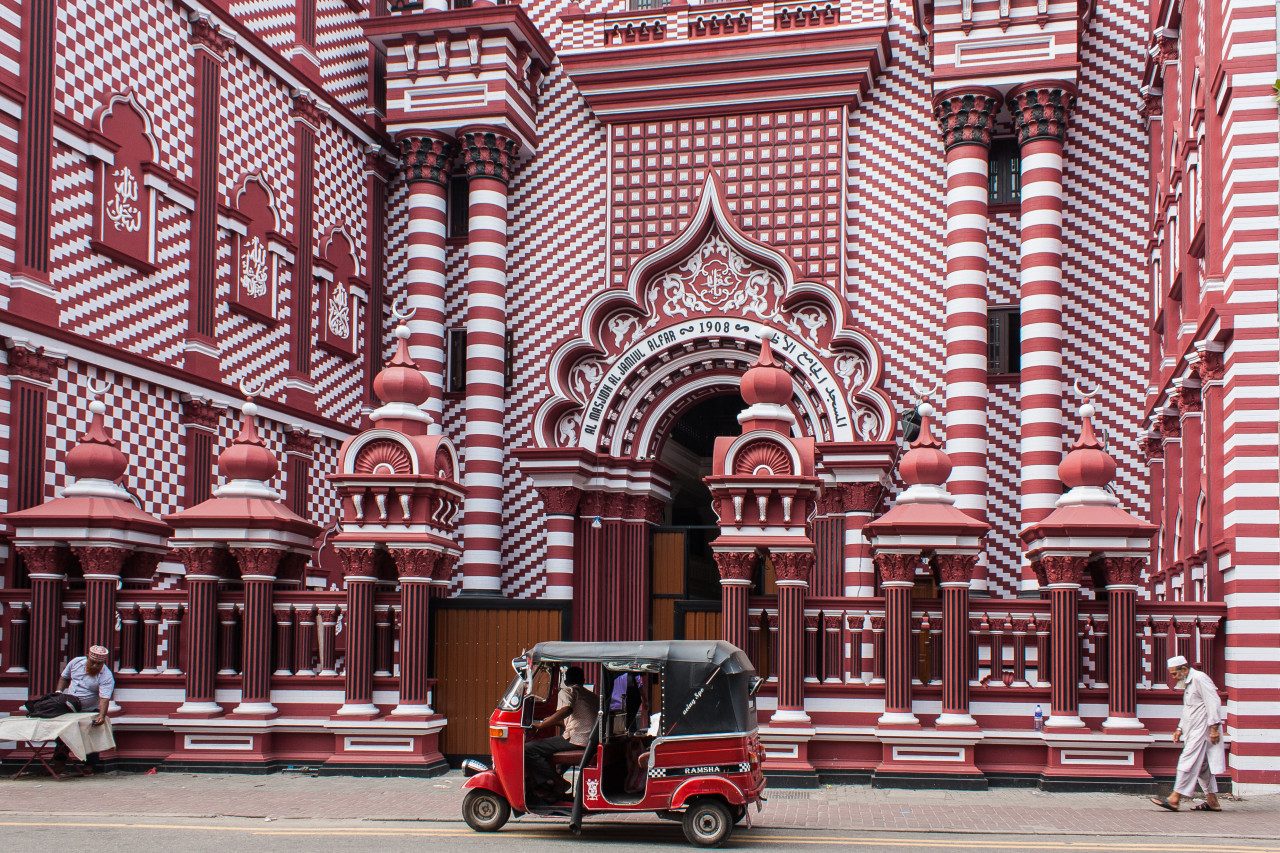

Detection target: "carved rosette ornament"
[234, 547, 282, 580]
[1038, 554, 1087, 587]
[772, 551, 814, 585]
[874, 551, 918, 586]
[338, 547, 380, 581]
[390, 548, 437, 581]
[714, 551, 758, 584]
[537, 486, 583, 517]
[1008, 83, 1078, 145]
[176, 546, 224, 581]
[399, 134, 456, 186]
[459, 128, 520, 185]
[932, 88, 1002, 150]
[932, 552, 978, 586]
[1100, 556, 1146, 587]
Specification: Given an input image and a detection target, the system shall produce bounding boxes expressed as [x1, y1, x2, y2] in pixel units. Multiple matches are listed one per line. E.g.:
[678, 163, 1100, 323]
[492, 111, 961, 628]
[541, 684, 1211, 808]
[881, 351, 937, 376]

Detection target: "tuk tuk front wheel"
[682, 799, 733, 848]
[463, 789, 511, 832]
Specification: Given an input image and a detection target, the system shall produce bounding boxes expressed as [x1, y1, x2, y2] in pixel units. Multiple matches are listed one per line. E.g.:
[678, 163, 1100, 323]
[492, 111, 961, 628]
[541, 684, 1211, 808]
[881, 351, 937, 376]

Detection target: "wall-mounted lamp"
[591, 515, 603, 529]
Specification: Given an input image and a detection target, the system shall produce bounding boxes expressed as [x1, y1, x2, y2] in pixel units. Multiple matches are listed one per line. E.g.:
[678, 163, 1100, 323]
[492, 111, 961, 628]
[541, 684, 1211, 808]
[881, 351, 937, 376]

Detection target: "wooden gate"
[432, 599, 570, 758]
[651, 529, 686, 641]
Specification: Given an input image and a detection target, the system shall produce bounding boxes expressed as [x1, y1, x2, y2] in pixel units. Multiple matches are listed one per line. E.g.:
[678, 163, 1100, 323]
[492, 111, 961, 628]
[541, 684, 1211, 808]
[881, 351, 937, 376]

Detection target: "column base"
[876, 711, 921, 727]
[935, 712, 979, 729]
[231, 702, 279, 717]
[770, 709, 812, 725]
[335, 703, 381, 718]
[173, 702, 224, 718]
[1102, 717, 1148, 734]
[392, 703, 436, 717]
[1045, 715, 1087, 729]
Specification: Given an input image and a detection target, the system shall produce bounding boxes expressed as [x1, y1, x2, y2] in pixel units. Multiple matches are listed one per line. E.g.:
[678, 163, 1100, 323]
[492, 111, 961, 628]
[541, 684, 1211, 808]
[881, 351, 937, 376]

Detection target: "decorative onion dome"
[66, 399, 128, 483]
[1059, 402, 1116, 489]
[740, 331, 793, 407]
[370, 325, 432, 426]
[218, 400, 279, 484]
[898, 402, 952, 488]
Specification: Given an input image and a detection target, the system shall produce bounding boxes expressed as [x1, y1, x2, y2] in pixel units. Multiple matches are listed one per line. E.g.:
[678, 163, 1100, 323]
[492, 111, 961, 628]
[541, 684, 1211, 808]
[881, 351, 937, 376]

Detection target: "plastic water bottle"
[1034, 705, 1044, 731]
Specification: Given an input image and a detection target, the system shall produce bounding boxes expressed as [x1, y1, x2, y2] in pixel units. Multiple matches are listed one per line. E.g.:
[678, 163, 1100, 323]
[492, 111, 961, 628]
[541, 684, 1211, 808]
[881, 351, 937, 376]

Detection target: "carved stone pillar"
[537, 486, 582, 601]
[875, 552, 920, 726]
[771, 550, 814, 723]
[935, 553, 978, 727]
[232, 547, 282, 715]
[337, 547, 380, 716]
[714, 550, 757, 653]
[1037, 555, 1088, 728]
[1100, 556, 1146, 730]
[74, 545, 128, 654]
[20, 546, 67, 696]
[391, 548, 438, 715]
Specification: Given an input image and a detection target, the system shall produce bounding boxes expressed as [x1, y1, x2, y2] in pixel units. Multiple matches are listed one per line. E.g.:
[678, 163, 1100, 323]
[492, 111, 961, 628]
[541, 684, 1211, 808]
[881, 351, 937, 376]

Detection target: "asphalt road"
[3, 817, 1280, 853]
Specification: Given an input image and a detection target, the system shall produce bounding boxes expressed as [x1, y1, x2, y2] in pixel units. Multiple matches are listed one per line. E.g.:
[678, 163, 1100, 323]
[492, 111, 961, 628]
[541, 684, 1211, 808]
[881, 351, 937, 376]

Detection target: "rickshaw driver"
[525, 665, 599, 804]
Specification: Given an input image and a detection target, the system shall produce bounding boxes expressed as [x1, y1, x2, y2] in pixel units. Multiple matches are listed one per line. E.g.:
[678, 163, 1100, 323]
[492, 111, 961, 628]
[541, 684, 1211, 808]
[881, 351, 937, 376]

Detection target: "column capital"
[433, 552, 459, 585]
[1032, 554, 1087, 587]
[72, 545, 130, 579]
[18, 545, 69, 579]
[187, 11, 233, 60]
[458, 126, 521, 185]
[337, 547, 381, 582]
[180, 395, 223, 431]
[389, 547, 438, 582]
[1098, 556, 1146, 588]
[837, 482, 882, 514]
[233, 546, 282, 581]
[932, 86, 1003, 150]
[398, 133, 456, 186]
[536, 486, 583, 516]
[772, 550, 814, 586]
[1007, 80, 1078, 146]
[874, 551, 919, 586]
[715, 550, 758, 585]
[5, 343, 61, 385]
[932, 552, 978, 586]
[629, 493, 666, 525]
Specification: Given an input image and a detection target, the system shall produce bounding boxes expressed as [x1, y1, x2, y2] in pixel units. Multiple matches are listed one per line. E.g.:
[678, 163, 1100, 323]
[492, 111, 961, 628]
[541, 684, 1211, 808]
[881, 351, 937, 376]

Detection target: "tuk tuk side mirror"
[521, 694, 537, 729]
[749, 676, 764, 697]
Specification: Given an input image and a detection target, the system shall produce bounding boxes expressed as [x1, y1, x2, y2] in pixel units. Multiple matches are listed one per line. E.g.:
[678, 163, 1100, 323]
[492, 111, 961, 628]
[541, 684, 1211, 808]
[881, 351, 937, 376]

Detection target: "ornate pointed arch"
[533, 171, 895, 452]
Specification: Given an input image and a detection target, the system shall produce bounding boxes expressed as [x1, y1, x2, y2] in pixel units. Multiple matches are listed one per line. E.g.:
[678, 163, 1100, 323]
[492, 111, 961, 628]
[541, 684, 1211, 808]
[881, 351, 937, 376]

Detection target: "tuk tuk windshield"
[498, 674, 524, 711]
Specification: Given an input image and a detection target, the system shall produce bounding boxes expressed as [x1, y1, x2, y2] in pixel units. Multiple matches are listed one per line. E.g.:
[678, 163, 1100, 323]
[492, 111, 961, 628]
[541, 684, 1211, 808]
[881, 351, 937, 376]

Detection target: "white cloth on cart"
[0, 712, 115, 761]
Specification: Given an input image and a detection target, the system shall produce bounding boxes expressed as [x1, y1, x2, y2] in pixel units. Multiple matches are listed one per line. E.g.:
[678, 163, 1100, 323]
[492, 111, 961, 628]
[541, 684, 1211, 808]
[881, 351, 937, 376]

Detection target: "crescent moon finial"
[240, 376, 266, 399]
[88, 379, 112, 399]
[1074, 379, 1100, 400]
[910, 378, 940, 402]
[391, 297, 413, 323]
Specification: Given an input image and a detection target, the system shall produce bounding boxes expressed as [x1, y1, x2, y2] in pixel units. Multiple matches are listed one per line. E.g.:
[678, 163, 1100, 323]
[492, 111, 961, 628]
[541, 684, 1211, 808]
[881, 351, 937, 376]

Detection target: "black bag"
[25, 692, 82, 718]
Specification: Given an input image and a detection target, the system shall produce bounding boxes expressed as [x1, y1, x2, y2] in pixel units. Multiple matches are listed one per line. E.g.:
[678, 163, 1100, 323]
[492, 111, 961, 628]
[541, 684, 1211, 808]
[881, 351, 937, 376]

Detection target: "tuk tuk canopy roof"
[522, 640, 754, 675]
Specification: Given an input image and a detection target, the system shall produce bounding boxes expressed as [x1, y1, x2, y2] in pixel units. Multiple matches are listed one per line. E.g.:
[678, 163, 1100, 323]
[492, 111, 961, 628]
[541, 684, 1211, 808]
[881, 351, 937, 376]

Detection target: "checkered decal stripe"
[648, 762, 751, 778]
[55, 0, 195, 182]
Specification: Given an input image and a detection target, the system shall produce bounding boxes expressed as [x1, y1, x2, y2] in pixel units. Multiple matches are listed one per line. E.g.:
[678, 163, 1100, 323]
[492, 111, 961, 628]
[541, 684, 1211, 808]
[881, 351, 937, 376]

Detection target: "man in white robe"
[1152, 655, 1225, 811]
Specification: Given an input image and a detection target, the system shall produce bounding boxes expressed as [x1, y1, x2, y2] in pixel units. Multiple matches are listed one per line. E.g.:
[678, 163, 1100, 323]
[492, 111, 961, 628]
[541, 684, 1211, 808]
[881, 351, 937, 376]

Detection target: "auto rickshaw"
[461, 640, 767, 847]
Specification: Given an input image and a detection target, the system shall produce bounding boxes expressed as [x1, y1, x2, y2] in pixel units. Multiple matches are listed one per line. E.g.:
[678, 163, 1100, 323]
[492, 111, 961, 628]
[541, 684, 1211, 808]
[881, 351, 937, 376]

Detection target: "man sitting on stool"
[51, 644, 114, 773]
[525, 666, 598, 804]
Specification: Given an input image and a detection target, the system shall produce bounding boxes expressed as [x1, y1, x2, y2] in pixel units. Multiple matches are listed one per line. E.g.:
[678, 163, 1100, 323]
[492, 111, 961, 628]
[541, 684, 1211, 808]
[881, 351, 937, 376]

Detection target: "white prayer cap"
[1167, 655, 1188, 668]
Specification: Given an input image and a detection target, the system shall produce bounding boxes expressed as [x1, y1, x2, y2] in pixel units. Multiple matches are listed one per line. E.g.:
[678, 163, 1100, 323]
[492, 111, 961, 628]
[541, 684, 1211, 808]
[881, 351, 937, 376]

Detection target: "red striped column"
[875, 552, 920, 726]
[575, 492, 604, 642]
[771, 550, 813, 722]
[715, 551, 757, 652]
[933, 89, 1001, 579]
[391, 548, 437, 715]
[457, 127, 519, 594]
[536, 487, 581, 600]
[841, 483, 881, 597]
[399, 133, 456, 427]
[22, 546, 67, 697]
[74, 546, 127, 654]
[1038, 555, 1087, 728]
[338, 548, 380, 716]
[1008, 82, 1077, 594]
[232, 547, 281, 715]
[117, 605, 139, 674]
[935, 553, 978, 727]
[1101, 556, 1146, 731]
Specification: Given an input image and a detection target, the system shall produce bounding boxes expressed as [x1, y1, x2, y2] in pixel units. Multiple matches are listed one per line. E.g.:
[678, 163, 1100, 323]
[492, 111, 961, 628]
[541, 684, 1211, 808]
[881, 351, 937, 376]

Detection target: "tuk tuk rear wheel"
[682, 799, 733, 848]
[463, 789, 511, 832]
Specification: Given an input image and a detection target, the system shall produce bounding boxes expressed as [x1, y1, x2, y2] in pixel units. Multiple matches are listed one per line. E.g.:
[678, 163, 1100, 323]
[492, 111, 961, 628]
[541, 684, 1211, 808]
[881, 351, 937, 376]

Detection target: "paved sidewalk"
[1, 770, 1276, 838]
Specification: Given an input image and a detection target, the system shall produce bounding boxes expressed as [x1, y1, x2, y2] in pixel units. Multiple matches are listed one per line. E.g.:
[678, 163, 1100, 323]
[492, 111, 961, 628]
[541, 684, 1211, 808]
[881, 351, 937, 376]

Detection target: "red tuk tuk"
[461, 640, 766, 847]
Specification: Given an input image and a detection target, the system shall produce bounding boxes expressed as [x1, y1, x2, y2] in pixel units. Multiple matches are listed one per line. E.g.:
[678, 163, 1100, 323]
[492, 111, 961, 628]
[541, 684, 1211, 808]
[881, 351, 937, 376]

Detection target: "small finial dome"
[1059, 402, 1116, 488]
[218, 400, 279, 483]
[741, 331, 793, 407]
[66, 396, 128, 483]
[898, 400, 951, 487]
[373, 323, 431, 409]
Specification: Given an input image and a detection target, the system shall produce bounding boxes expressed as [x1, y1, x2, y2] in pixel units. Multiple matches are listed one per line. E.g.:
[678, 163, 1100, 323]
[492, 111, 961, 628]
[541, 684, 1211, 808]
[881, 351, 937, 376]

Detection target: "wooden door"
[651, 529, 686, 641]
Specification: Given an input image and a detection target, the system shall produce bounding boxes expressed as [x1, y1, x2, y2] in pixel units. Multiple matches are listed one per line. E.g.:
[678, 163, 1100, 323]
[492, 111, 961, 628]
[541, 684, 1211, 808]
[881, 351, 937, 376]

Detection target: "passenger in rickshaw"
[608, 671, 648, 734]
[525, 665, 598, 805]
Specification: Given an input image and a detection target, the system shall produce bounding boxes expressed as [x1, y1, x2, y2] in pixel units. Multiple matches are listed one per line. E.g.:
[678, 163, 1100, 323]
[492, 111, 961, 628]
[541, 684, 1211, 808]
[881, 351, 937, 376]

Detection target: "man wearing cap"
[1153, 655, 1226, 812]
[50, 645, 115, 772]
